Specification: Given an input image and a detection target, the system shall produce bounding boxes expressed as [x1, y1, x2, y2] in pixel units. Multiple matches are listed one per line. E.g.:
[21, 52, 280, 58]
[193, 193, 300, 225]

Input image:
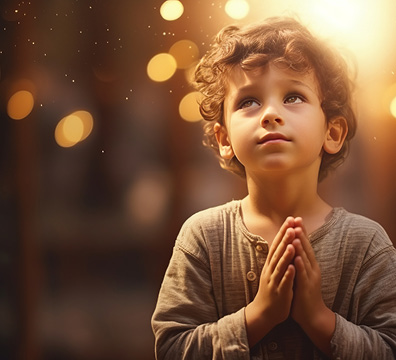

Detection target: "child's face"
[218, 62, 329, 179]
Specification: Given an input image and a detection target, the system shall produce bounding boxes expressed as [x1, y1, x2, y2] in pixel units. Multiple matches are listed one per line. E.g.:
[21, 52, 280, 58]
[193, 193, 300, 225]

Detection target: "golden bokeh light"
[179, 91, 202, 122]
[390, 97, 396, 118]
[381, 83, 396, 118]
[55, 110, 94, 148]
[72, 110, 94, 141]
[147, 53, 177, 82]
[63, 115, 84, 143]
[225, 0, 250, 20]
[7, 90, 34, 120]
[169, 40, 199, 69]
[160, 0, 184, 21]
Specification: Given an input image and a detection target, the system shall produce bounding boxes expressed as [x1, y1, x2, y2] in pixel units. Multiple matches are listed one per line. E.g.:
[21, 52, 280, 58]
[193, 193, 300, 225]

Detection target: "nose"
[260, 104, 284, 128]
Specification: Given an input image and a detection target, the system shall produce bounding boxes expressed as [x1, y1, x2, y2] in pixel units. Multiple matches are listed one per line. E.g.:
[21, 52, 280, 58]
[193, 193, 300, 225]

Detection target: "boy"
[152, 17, 396, 359]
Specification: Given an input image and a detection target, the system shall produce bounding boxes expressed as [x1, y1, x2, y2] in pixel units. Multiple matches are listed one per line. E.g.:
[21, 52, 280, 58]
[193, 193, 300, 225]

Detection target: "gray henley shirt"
[152, 200, 396, 359]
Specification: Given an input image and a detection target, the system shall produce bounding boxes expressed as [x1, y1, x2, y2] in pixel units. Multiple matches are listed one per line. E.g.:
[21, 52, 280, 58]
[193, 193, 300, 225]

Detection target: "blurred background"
[1, 0, 396, 359]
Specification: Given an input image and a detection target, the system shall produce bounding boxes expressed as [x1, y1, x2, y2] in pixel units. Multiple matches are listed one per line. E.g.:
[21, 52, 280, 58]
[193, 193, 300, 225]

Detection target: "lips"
[258, 132, 290, 145]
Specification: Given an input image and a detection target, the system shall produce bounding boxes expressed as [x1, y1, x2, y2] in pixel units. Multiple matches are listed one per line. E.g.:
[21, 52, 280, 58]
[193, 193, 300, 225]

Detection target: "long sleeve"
[151, 241, 250, 359]
[329, 240, 396, 359]
[309, 210, 396, 360]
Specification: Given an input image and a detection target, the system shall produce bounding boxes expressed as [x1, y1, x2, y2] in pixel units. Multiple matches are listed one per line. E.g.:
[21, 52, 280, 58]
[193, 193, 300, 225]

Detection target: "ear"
[323, 116, 348, 154]
[214, 123, 234, 159]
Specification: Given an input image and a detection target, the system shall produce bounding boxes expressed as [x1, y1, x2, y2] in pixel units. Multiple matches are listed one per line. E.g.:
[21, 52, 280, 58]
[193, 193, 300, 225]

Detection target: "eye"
[239, 99, 260, 110]
[284, 95, 304, 104]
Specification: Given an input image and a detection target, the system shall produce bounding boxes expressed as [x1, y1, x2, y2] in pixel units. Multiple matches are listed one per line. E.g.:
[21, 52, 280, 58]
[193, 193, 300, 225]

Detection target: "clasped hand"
[253, 216, 327, 331]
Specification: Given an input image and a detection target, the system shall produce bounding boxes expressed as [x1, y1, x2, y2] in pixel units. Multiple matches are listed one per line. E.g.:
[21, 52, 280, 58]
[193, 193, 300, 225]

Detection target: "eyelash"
[238, 99, 259, 109]
[237, 94, 306, 110]
[284, 94, 305, 104]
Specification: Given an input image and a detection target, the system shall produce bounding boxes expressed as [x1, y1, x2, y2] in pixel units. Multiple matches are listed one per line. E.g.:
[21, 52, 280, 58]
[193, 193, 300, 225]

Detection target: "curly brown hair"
[193, 16, 357, 181]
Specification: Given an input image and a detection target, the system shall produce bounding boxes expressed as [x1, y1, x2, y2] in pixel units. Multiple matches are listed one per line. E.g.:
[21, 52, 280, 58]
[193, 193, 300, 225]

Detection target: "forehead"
[224, 62, 320, 97]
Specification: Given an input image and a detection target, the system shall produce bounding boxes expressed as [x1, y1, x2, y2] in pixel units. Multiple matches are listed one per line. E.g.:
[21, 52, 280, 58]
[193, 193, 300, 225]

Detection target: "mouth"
[258, 132, 290, 145]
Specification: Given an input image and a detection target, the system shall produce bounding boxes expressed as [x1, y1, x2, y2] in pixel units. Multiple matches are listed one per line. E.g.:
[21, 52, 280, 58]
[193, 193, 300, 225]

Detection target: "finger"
[278, 263, 295, 295]
[293, 255, 306, 276]
[293, 255, 309, 292]
[272, 243, 296, 284]
[294, 218, 310, 247]
[293, 218, 311, 253]
[268, 228, 295, 274]
[267, 217, 295, 260]
[294, 227, 316, 268]
[294, 217, 307, 236]
[292, 238, 312, 274]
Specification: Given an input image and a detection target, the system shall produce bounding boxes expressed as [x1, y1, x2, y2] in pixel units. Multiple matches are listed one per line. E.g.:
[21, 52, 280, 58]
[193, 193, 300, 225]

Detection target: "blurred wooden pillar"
[5, 2, 42, 359]
[13, 114, 40, 360]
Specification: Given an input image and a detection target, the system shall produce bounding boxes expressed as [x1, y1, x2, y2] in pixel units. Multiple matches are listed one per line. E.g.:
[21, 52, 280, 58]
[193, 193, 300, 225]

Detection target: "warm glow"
[179, 92, 202, 122]
[55, 110, 94, 148]
[169, 40, 199, 69]
[147, 53, 177, 82]
[305, 0, 380, 37]
[7, 90, 34, 120]
[301, 0, 373, 47]
[160, 0, 184, 21]
[256, 0, 394, 70]
[225, 0, 250, 20]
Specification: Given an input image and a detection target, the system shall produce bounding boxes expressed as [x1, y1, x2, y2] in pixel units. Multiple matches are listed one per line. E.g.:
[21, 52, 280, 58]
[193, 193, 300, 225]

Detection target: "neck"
[243, 169, 331, 234]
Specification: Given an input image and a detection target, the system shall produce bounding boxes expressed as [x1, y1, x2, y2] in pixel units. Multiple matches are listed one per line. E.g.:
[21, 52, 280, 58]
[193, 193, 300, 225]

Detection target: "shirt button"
[256, 244, 263, 252]
[246, 271, 257, 281]
[268, 341, 278, 351]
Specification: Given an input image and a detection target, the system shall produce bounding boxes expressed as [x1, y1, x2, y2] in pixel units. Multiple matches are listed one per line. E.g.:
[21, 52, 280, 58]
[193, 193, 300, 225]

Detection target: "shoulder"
[335, 208, 384, 228]
[179, 200, 241, 236]
[332, 208, 390, 243]
[176, 200, 241, 258]
[317, 208, 394, 261]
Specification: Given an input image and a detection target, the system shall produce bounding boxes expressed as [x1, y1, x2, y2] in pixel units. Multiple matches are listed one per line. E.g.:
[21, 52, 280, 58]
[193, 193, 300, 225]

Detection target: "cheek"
[313, 118, 329, 149]
[228, 130, 256, 165]
[293, 114, 327, 146]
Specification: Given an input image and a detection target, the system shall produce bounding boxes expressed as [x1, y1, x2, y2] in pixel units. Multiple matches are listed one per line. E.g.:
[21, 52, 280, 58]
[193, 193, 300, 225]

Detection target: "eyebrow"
[287, 79, 316, 93]
[227, 78, 316, 101]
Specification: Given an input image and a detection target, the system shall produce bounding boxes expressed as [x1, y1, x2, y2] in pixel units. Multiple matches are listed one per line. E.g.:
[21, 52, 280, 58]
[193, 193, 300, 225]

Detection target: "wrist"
[245, 301, 277, 348]
[300, 306, 335, 356]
